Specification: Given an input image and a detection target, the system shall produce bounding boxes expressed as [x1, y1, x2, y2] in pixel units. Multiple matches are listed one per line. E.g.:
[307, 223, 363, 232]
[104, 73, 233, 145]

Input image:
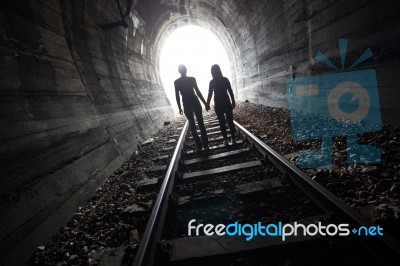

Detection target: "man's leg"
[184, 108, 202, 148]
[215, 106, 228, 140]
[193, 104, 208, 148]
[225, 105, 236, 140]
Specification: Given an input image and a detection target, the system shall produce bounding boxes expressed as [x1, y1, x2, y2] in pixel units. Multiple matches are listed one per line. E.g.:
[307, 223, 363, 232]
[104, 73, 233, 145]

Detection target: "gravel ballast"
[30, 102, 400, 265]
[233, 102, 400, 235]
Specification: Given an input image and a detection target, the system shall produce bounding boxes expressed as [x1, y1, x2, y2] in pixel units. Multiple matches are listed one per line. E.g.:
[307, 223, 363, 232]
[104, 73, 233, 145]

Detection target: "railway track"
[132, 116, 400, 266]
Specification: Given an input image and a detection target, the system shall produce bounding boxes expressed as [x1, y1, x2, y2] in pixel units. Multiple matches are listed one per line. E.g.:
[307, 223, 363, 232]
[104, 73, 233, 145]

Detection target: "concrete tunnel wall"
[1, 0, 400, 263]
[0, 0, 173, 263]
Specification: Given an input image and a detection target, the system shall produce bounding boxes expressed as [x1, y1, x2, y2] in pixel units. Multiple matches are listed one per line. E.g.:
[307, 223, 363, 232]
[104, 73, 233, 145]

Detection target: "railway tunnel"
[1, 0, 400, 264]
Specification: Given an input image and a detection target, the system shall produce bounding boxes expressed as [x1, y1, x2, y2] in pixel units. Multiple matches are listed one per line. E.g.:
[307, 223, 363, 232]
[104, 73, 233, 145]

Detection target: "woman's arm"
[206, 80, 214, 109]
[226, 79, 236, 108]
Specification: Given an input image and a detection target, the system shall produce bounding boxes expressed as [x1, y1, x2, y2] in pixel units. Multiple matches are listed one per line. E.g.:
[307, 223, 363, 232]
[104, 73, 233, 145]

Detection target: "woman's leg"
[225, 105, 236, 140]
[215, 106, 228, 140]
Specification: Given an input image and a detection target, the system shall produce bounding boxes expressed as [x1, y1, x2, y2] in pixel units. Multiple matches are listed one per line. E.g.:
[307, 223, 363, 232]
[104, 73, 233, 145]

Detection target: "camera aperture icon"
[286, 39, 382, 168]
[328, 81, 370, 123]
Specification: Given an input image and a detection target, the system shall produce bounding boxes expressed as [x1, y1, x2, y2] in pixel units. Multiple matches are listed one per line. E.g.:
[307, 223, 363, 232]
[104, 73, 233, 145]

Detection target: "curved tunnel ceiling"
[136, 0, 251, 91]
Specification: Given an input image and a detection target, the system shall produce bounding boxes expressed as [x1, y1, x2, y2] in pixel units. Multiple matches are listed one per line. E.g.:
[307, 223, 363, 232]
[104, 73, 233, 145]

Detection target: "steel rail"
[133, 119, 399, 265]
[234, 120, 400, 265]
[133, 121, 189, 266]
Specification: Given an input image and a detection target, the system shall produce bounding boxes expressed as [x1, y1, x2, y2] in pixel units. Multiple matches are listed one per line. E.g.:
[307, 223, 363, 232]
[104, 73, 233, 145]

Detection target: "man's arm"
[226, 79, 236, 108]
[193, 78, 207, 106]
[174, 81, 183, 114]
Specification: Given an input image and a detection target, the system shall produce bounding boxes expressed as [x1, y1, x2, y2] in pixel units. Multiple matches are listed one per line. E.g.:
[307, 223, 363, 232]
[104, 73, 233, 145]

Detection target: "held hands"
[205, 103, 211, 111]
[179, 108, 183, 115]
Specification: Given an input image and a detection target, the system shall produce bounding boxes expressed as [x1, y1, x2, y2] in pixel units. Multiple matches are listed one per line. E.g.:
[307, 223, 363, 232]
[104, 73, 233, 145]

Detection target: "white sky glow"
[159, 25, 231, 113]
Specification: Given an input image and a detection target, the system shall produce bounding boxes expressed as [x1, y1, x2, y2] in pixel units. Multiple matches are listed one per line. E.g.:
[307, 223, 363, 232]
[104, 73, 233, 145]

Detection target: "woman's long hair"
[211, 64, 223, 79]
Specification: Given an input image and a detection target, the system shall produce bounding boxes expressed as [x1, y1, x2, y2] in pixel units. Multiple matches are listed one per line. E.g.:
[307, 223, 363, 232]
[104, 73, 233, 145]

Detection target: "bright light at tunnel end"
[159, 26, 232, 112]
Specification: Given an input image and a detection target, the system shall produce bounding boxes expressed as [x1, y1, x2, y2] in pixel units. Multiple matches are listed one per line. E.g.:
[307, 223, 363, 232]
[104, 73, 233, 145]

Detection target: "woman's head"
[211, 64, 223, 79]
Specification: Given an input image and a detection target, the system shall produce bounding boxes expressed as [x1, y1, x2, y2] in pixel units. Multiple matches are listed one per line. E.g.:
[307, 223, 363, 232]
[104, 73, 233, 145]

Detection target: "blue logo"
[286, 39, 382, 168]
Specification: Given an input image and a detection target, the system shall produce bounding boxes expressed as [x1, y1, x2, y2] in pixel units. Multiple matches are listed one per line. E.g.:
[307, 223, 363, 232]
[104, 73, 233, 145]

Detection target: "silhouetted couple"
[174, 64, 236, 151]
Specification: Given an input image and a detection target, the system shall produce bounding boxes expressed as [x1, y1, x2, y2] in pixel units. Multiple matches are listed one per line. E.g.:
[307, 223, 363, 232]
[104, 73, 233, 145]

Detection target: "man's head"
[178, 64, 187, 76]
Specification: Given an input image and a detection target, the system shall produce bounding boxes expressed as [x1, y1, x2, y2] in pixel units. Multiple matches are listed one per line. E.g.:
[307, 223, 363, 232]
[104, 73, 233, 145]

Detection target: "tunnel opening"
[158, 25, 232, 111]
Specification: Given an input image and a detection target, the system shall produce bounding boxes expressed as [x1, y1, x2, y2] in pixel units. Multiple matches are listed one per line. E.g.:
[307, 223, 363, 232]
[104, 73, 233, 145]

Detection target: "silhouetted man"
[207, 64, 236, 146]
[175, 64, 209, 150]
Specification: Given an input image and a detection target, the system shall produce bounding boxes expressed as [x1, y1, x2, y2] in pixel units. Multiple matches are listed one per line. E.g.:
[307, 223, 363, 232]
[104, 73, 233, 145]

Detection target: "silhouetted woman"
[206, 64, 236, 145]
